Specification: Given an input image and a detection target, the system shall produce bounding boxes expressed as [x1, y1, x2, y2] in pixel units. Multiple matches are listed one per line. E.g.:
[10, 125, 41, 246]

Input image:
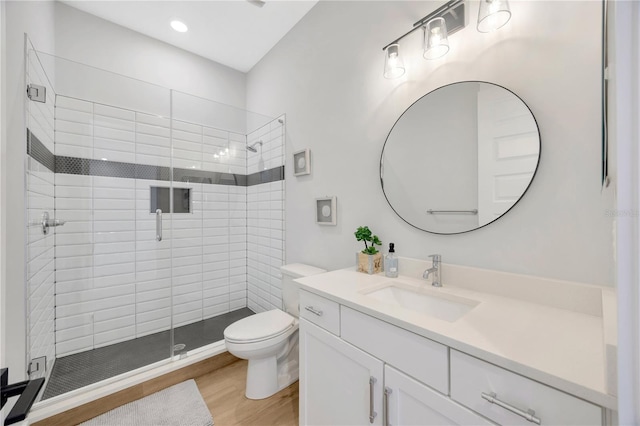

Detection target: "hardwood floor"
[196, 359, 299, 426]
[33, 353, 298, 426]
[33, 352, 239, 426]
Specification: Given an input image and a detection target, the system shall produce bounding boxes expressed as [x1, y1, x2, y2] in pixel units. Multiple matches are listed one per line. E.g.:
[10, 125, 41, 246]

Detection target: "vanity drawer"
[341, 306, 449, 394]
[450, 350, 602, 425]
[299, 290, 340, 335]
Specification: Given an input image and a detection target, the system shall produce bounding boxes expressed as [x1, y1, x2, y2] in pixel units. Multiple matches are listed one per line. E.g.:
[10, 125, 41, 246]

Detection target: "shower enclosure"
[25, 41, 286, 402]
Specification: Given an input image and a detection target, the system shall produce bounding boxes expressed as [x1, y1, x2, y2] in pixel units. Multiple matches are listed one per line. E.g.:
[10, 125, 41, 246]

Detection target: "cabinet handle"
[304, 306, 323, 316]
[481, 392, 541, 425]
[156, 209, 162, 241]
[369, 376, 377, 423]
[383, 387, 392, 426]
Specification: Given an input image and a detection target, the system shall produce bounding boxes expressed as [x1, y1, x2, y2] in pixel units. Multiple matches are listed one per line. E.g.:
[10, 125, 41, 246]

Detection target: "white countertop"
[295, 261, 617, 410]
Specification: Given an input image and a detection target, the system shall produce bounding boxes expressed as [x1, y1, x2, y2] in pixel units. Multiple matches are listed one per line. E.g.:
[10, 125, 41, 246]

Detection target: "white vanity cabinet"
[300, 318, 384, 425]
[299, 289, 608, 426]
[299, 313, 489, 426]
[384, 365, 493, 425]
[450, 350, 602, 425]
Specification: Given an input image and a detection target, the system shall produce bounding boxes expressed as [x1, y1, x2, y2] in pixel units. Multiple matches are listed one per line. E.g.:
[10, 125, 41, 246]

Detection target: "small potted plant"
[355, 226, 383, 274]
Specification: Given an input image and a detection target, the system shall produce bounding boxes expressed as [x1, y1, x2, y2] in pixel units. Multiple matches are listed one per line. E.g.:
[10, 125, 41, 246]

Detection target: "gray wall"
[246, 0, 615, 286]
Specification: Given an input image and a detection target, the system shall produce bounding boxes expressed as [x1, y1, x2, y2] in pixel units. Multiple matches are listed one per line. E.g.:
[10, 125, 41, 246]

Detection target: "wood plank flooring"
[34, 352, 239, 426]
[196, 359, 299, 426]
[34, 354, 298, 426]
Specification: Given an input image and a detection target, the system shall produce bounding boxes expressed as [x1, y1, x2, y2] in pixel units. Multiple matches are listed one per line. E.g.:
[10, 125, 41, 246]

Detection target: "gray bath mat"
[81, 380, 213, 426]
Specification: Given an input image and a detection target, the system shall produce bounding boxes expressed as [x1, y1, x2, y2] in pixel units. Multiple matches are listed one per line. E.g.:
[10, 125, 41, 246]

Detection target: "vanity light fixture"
[170, 20, 188, 33]
[383, 44, 406, 79]
[477, 0, 511, 32]
[381, 0, 466, 78]
[382, 0, 513, 78]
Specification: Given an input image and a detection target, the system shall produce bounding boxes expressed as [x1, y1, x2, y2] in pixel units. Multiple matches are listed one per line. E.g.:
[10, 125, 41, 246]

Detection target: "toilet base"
[246, 355, 279, 399]
[245, 357, 299, 400]
[243, 332, 299, 400]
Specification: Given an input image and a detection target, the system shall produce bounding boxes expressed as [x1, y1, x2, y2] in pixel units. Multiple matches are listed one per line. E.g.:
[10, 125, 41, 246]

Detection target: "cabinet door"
[385, 365, 494, 425]
[300, 318, 384, 426]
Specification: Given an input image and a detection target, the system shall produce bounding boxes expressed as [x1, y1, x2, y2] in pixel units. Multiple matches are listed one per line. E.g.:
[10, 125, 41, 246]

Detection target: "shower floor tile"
[42, 308, 254, 400]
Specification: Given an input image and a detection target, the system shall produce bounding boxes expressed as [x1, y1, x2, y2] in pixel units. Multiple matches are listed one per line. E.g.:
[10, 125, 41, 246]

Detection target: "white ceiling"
[60, 0, 319, 72]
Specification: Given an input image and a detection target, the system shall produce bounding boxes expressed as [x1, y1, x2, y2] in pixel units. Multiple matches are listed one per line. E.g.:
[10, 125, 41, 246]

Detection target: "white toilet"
[224, 263, 326, 400]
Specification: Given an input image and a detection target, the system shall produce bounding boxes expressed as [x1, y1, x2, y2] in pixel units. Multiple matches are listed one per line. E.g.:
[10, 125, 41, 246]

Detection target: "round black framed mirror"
[380, 81, 541, 234]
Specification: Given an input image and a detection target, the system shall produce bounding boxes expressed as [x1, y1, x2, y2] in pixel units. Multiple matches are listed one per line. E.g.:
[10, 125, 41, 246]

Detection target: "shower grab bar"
[156, 209, 162, 241]
[427, 209, 478, 215]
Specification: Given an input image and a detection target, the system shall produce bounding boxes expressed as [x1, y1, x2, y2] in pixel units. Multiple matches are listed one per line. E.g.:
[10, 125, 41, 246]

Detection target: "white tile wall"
[203, 128, 246, 175]
[247, 116, 286, 313]
[172, 181, 204, 327]
[52, 98, 274, 357]
[247, 117, 285, 175]
[136, 113, 171, 167]
[202, 184, 230, 318]
[135, 179, 171, 337]
[26, 49, 56, 377]
[54, 173, 94, 356]
[172, 118, 247, 175]
[55, 96, 93, 159]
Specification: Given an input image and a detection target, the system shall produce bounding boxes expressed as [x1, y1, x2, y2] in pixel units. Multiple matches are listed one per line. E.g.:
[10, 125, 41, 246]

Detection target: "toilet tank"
[281, 263, 326, 317]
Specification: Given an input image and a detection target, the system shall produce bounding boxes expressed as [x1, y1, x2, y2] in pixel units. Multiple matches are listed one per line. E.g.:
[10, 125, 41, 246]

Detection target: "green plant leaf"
[354, 226, 372, 242]
[355, 226, 381, 254]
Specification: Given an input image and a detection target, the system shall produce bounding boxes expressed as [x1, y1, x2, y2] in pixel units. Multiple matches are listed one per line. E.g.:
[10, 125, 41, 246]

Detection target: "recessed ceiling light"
[170, 20, 188, 33]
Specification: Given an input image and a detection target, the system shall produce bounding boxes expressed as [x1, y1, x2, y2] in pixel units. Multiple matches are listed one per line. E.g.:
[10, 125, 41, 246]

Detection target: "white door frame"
[0, 0, 6, 421]
[613, 0, 640, 423]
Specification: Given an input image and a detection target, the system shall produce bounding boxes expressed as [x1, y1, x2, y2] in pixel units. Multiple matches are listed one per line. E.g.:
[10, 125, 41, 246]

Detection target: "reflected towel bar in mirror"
[427, 209, 478, 215]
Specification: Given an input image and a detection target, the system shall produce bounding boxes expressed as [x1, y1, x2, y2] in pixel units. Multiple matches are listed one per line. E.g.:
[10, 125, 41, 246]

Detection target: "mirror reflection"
[381, 81, 540, 234]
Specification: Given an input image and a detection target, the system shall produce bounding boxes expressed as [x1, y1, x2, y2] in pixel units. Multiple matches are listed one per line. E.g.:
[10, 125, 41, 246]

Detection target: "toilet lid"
[224, 310, 295, 343]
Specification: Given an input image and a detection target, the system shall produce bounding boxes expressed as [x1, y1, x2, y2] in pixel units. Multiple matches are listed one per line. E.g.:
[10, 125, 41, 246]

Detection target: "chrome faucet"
[423, 254, 442, 287]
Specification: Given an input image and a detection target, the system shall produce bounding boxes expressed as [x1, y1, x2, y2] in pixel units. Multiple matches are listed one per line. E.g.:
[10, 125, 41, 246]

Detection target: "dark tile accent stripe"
[137, 164, 172, 181]
[26, 130, 55, 173]
[27, 128, 284, 186]
[246, 166, 285, 186]
[56, 156, 172, 181]
[56, 156, 134, 179]
[173, 167, 247, 186]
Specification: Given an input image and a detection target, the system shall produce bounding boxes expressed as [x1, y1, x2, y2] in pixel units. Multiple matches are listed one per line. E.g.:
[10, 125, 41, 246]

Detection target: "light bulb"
[423, 17, 449, 60]
[383, 44, 405, 79]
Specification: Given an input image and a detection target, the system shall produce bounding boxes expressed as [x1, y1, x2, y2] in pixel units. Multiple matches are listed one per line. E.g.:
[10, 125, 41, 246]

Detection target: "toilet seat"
[224, 309, 295, 344]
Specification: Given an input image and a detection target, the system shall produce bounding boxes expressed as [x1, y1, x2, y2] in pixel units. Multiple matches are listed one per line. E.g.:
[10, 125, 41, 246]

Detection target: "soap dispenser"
[385, 243, 398, 278]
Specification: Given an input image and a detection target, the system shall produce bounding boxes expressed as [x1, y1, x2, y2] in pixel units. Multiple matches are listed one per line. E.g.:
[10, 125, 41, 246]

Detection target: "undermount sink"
[362, 283, 479, 322]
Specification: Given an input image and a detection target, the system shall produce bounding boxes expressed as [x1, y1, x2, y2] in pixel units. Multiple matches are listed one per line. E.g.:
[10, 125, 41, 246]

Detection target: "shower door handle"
[36, 212, 66, 235]
[156, 209, 162, 241]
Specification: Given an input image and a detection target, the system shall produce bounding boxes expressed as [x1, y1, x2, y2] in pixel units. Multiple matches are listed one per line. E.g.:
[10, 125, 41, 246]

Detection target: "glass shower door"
[27, 51, 175, 401]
